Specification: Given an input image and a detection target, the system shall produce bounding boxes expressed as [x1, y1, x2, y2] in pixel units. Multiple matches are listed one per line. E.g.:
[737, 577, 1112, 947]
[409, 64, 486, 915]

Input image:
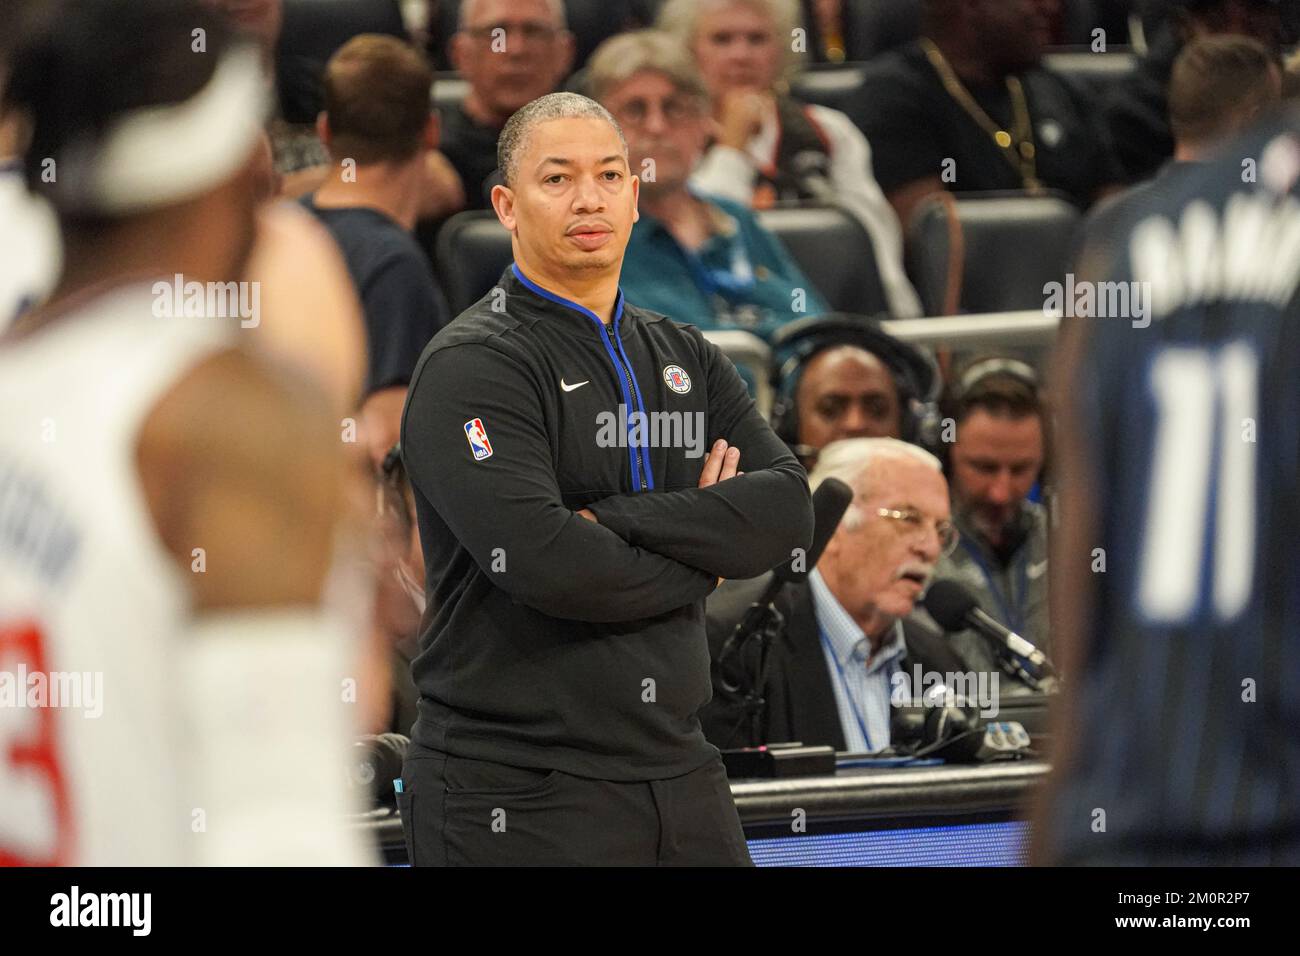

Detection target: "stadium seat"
[789, 65, 870, 117]
[434, 204, 888, 319]
[837, 0, 921, 60]
[905, 193, 1080, 316]
[700, 330, 774, 417]
[276, 0, 407, 123]
[755, 204, 889, 316]
[434, 211, 513, 315]
[1042, 50, 1138, 96]
[431, 71, 470, 113]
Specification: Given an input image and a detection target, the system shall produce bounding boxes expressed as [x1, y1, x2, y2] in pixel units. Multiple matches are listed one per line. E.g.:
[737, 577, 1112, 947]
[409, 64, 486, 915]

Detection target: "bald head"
[796, 344, 904, 454]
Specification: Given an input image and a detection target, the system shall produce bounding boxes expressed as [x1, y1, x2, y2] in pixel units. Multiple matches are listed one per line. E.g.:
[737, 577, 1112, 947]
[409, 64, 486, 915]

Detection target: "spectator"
[1083, 33, 1282, 265]
[659, 0, 923, 318]
[304, 34, 452, 468]
[704, 438, 969, 751]
[443, 0, 576, 208]
[203, 0, 464, 216]
[927, 358, 1050, 693]
[588, 30, 829, 342]
[1105, 0, 1286, 183]
[853, 0, 1123, 230]
[769, 315, 940, 469]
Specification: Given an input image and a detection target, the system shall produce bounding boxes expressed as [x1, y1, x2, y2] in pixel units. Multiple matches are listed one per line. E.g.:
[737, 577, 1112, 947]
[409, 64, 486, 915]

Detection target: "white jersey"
[0, 162, 61, 331]
[0, 283, 371, 865]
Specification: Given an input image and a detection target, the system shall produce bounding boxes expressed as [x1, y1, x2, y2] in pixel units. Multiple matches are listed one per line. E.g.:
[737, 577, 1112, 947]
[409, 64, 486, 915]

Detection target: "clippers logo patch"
[463, 418, 493, 460]
[663, 365, 692, 394]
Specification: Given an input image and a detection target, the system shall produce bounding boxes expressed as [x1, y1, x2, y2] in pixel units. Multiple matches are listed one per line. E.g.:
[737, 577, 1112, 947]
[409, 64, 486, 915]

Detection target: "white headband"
[60, 44, 269, 215]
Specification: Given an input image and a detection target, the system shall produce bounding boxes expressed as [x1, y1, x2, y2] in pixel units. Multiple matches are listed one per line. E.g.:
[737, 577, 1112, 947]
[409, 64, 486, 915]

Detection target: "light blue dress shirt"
[809, 568, 907, 752]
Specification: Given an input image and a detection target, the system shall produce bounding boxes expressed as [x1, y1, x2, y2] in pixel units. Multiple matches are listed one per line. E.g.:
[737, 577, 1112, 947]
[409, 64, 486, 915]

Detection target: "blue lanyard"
[818, 627, 880, 751]
[959, 538, 1028, 635]
[681, 234, 756, 301]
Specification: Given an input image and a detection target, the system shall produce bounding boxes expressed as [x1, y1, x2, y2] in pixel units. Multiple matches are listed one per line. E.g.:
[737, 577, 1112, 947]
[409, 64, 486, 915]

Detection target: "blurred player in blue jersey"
[1036, 108, 1300, 865]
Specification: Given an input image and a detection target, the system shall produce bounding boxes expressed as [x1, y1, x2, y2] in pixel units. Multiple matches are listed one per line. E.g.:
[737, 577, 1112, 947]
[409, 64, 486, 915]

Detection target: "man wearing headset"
[767, 315, 943, 469]
[930, 357, 1050, 692]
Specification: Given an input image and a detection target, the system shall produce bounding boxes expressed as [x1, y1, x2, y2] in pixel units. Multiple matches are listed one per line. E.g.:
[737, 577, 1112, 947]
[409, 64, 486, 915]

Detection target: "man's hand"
[698, 439, 742, 488]
[577, 508, 597, 523]
[702, 440, 741, 589]
[715, 89, 772, 151]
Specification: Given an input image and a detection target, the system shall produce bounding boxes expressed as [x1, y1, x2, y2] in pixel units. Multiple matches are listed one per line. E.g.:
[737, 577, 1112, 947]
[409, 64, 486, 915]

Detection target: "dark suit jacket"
[702, 573, 968, 751]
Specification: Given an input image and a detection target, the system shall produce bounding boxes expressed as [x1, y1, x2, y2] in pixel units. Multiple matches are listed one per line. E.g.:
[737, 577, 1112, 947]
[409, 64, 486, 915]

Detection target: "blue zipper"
[510, 264, 655, 492]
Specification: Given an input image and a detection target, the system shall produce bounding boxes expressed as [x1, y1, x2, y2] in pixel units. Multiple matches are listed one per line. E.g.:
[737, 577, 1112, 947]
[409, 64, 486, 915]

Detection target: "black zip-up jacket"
[400, 264, 814, 780]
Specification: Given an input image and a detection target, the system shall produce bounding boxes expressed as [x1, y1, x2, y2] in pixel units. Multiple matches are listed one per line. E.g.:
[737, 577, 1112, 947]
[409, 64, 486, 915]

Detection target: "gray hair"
[458, 0, 567, 30]
[656, 0, 805, 82]
[585, 29, 710, 106]
[809, 438, 943, 530]
[497, 92, 626, 186]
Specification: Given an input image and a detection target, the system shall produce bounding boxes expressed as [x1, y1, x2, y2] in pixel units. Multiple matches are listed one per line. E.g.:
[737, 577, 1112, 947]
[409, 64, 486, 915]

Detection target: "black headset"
[889, 698, 986, 762]
[947, 357, 1041, 409]
[768, 314, 943, 457]
[938, 356, 1044, 472]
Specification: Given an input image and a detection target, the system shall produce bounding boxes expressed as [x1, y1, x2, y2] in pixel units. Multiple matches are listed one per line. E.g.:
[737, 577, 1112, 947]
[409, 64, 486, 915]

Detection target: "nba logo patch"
[663, 365, 692, 394]
[463, 418, 493, 460]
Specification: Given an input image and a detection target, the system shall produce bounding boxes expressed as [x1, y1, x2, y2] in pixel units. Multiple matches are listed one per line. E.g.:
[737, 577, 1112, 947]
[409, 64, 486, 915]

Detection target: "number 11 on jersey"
[1137, 342, 1259, 625]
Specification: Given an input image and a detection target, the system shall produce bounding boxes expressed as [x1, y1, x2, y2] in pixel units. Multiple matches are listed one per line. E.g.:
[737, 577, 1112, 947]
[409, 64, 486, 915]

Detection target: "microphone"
[772, 477, 852, 586]
[922, 579, 1058, 678]
[716, 477, 852, 676]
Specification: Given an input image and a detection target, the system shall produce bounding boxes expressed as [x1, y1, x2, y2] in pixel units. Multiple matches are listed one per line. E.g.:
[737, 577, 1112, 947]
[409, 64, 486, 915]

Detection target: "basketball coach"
[398, 92, 813, 865]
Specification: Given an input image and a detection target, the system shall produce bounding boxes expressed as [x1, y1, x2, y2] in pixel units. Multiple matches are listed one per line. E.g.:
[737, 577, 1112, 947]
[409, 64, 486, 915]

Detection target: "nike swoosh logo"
[560, 379, 589, 392]
[1026, 560, 1048, 580]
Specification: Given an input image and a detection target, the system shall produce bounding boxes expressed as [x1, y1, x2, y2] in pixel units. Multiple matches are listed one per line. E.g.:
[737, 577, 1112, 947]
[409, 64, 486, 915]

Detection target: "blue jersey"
[1046, 117, 1300, 864]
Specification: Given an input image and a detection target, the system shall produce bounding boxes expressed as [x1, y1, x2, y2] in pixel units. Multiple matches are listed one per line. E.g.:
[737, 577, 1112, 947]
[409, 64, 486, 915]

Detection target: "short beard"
[961, 500, 1021, 544]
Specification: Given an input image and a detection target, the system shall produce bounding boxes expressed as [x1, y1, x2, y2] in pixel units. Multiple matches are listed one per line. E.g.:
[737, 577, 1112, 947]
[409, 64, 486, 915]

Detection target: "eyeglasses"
[462, 22, 559, 44]
[612, 96, 702, 127]
[875, 507, 959, 556]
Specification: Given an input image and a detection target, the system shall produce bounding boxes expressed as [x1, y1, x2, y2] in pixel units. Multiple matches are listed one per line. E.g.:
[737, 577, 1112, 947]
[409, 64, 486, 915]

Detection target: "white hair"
[458, 0, 567, 31]
[656, 0, 805, 82]
[809, 438, 943, 530]
[586, 29, 709, 106]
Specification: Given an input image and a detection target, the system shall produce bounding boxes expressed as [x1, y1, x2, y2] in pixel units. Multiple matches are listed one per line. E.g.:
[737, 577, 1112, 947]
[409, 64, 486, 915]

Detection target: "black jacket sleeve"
[586, 331, 814, 580]
[401, 341, 718, 622]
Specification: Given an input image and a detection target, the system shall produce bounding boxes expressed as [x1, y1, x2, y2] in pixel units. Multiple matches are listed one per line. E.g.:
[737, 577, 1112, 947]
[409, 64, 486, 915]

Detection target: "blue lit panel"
[746, 821, 1029, 867]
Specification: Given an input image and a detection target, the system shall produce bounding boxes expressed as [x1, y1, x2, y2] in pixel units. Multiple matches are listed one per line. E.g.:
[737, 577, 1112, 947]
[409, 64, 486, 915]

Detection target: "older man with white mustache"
[705, 437, 971, 752]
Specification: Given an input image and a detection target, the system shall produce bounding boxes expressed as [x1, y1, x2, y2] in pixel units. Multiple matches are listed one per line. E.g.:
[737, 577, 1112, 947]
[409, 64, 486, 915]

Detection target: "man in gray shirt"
[930, 358, 1050, 693]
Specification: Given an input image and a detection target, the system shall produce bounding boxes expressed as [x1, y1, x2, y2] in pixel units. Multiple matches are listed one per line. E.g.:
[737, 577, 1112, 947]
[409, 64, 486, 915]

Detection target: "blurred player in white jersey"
[0, 0, 373, 865]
